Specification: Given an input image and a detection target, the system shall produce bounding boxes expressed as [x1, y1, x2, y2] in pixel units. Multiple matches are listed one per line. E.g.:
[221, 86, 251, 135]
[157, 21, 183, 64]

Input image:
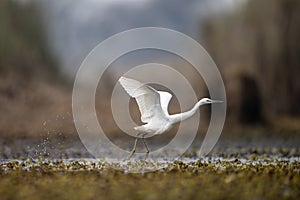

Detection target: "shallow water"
[1, 136, 299, 173]
[1, 136, 299, 159]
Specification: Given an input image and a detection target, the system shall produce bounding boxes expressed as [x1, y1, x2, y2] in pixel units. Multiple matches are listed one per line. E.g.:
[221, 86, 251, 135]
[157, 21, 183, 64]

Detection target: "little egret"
[119, 76, 223, 159]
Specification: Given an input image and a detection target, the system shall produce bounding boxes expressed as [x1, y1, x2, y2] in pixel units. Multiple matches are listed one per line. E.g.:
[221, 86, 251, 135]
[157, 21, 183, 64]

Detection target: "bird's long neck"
[169, 101, 202, 124]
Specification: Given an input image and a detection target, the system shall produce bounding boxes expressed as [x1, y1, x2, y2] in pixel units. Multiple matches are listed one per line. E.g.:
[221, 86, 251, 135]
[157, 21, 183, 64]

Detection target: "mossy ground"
[0, 157, 299, 200]
[1, 134, 299, 200]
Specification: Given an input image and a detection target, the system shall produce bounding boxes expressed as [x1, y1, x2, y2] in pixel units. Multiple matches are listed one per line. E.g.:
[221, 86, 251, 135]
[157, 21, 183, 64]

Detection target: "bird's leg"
[142, 138, 150, 153]
[142, 138, 149, 160]
[128, 137, 138, 159]
[142, 133, 150, 160]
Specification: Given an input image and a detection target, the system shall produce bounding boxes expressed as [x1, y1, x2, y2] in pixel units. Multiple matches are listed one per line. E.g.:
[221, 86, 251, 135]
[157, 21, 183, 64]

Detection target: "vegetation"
[201, 0, 300, 124]
[0, 0, 72, 138]
[0, 158, 299, 200]
[0, 0, 57, 78]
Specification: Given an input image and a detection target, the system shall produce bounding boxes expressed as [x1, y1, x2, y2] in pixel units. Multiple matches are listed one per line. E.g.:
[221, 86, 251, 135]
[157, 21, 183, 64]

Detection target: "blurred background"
[0, 0, 299, 148]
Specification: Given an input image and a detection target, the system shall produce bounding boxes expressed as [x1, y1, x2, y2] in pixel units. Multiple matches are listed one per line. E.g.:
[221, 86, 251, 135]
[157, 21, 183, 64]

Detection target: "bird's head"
[199, 98, 224, 105]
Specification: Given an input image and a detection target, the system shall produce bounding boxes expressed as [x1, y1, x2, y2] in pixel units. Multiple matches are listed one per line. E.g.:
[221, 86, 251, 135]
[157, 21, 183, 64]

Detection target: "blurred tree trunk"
[201, 0, 300, 125]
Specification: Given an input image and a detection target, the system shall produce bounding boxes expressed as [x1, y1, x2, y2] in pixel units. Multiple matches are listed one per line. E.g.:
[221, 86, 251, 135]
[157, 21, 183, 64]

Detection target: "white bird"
[119, 76, 223, 159]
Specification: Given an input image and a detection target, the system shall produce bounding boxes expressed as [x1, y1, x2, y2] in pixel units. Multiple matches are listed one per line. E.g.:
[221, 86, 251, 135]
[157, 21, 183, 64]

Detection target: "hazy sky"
[39, 0, 241, 77]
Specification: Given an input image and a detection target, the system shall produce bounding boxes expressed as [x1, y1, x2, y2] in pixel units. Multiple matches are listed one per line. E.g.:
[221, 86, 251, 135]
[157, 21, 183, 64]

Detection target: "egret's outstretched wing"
[158, 91, 172, 116]
[119, 77, 172, 123]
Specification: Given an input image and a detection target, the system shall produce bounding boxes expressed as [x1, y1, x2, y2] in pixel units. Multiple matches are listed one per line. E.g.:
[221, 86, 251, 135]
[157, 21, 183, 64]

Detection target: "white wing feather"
[158, 91, 172, 116]
[119, 77, 172, 123]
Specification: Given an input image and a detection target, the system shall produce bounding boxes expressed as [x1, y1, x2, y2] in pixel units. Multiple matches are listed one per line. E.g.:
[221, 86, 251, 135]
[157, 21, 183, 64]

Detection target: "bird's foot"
[143, 151, 149, 160]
